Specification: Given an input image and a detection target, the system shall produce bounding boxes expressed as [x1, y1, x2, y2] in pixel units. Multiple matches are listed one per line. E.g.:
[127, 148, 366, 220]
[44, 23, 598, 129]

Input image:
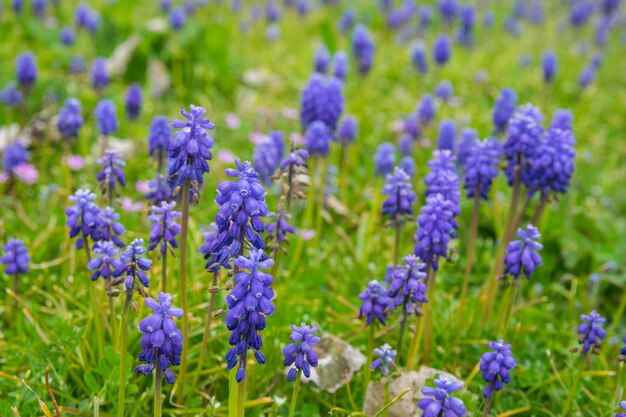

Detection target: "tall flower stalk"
[283, 323, 320, 417]
[382, 167, 416, 266]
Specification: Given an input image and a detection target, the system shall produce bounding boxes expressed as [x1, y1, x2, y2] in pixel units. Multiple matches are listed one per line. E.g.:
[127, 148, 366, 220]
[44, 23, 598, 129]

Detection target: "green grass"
[1, 1, 626, 417]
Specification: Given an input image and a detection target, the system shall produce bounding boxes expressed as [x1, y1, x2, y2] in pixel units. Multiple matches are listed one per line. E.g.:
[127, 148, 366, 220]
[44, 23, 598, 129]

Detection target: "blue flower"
[95, 206, 126, 248]
[146, 174, 172, 204]
[332, 51, 349, 81]
[337, 116, 357, 145]
[300, 73, 344, 133]
[577, 310, 606, 354]
[542, 51, 557, 83]
[503, 225, 543, 280]
[3, 142, 29, 174]
[424, 150, 460, 208]
[433, 35, 452, 66]
[267, 211, 296, 246]
[418, 374, 466, 417]
[148, 116, 171, 167]
[87, 241, 122, 281]
[479, 340, 516, 398]
[91, 57, 109, 91]
[283, 323, 320, 381]
[493, 88, 518, 134]
[370, 344, 397, 377]
[116, 239, 152, 291]
[125, 84, 143, 120]
[169, 8, 186, 30]
[253, 132, 284, 184]
[414, 194, 459, 271]
[95, 100, 118, 136]
[1, 239, 30, 276]
[456, 5, 475, 47]
[305, 121, 332, 157]
[455, 128, 479, 167]
[58, 99, 83, 140]
[314, 45, 330, 74]
[388, 255, 427, 315]
[400, 156, 416, 178]
[1, 83, 23, 107]
[526, 124, 576, 196]
[374, 143, 396, 176]
[359, 280, 393, 326]
[462, 138, 501, 200]
[418, 94, 436, 126]
[16, 53, 37, 89]
[66, 189, 102, 250]
[382, 168, 417, 222]
[352, 25, 375, 75]
[338, 8, 355, 33]
[60, 27, 75, 46]
[411, 41, 428, 75]
[437, 119, 456, 150]
[435, 81, 453, 102]
[504, 104, 544, 186]
[438, 0, 458, 24]
[148, 202, 182, 255]
[97, 150, 126, 199]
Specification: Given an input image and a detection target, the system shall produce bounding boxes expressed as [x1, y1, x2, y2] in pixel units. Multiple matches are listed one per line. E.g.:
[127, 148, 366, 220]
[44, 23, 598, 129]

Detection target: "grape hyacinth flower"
[358, 280, 393, 326]
[398, 135, 413, 156]
[266, 211, 296, 251]
[0, 83, 23, 107]
[433, 35, 452, 66]
[135, 292, 184, 384]
[411, 41, 428, 75]
[435, 81, 453, 102]
[169, 8, 186, 30]
[148, 116, 171, 171]
[618, 402, 626, 417]
[314, 45, 330, 74]
[542, 51, 557, 83]
[3, 142, 29, 174]
[374, 143, 396, 176]
[550, 110, 573, 132]
[91, 57, 109, 91]
[87, 241, 122, 282]
[1, 239, 30, 277]
[493, 88, 518, 134]
[503, 225, 543, 281]
[16, 52, 37, 90]
[338, 8, 355, 33]
[504, 104, 544, 186]
[96, 206, 126, 247]
[578, 65, 596, 90]
[66, 189, 102, 251]
[60, 27, 75, 46]
[438, 0, 458, 24]
[57, 98, 83, 140]
[424, 150, 460, 208]
[253, 134, 283, 184]
[577, 310, 606, 354]
[225, 248, 275, 382]
[570, 0, 594, 27]
[437, 119, 456, 150]
[382, 168, 417, 223]
[370, 344, 397, 377]
[97, 150, 126, 205]
[282, 323, 320, 381]
[388, 255, 428, 316]
[337, 116, 357, 145]
[95, 100, 118, 137]
[12, 0, 24, 14]
[352, 24, 375, 75]
[457, 5, 475, 47]
[479, 340, 516, 398]
[125, 84, 143, 120]
[168, 105, 215, 196]
[404, 114, 421, 140]
[414, 194, 459, 271]
[418, 374, 467, 417]
[527, 126, 576, 196]
[418, 94, 436, 126]
[455, 128, 479, 167]
[462, 138, 501, 200]
[115, 239, 152, 291]
[300, 73, 344, 132]
[148, 202, 182, 255]
[332, 51, 348, 82]
[146, 174, 172, 204]
[305, 121, 332, 157]
[400, 156, 416, 178]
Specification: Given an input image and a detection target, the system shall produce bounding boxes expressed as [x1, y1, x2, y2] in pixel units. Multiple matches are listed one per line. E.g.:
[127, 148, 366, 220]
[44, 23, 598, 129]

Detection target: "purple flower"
[418, 5, 433, 32]
[578, 65, 596, 89]
[206, 160, 269, 272]
[337, 116, 357, 145]
[66, 189, 102, 250]
[404, 114, 421, 140]
[58, 98, 83, 140]
[265, 0, 281, 23]
[60, 28, 75, 46]
[283, 323, 320, 381]
[146, 174, 172, 204]
[414, 194, 459, 271]
[503, 225, 543, 280]
[69, 56, 87, 75]
[168, 105, 215, 193]
[358, 280, 393, 326]
[438, 0, 458, 24]
[148, 202, 182, 255]
[479, 340, 516, 398]
[577, 310, 606, 354]
[418, 374, 466, 417]
[115, 239, 152, 291]
[253, 133, 284, 184]
[456, 5, 475, 47]
[96, 206, 126, 247]
[170, 8, 186, 30]
[305, 121, 332, 157]
[570, 0, 594, 27]
[199, 223, 219, 260]
[314, 45, 330, 74]
[352, 25, 375, 75]
[388, 255, 427, 315]
[418, 94, 436, 126]
[267, 211, 296, 246]
[135, 292, 184, 384]
[433, 34, 452, 66]
[148, 116, 171, 167]
[1, 239, 30, 276]
[435, 81, 453, 102]
[97, 150, 126, 196]
[542, 51, 557, 83]
[526, 124, 576, 196]
[398, 135, 414, 156]
[411, 41, 428, 75]
[332, 51, 348, 82]
[95, 100, 118, 136]
[550, 110, 573, 132]
[1, 83, 23, 107]
[3, 142, 29, 174]
[125, 84, 143, 120]
[300, 73, 344, 132]
[400, 156, 416, 178]
[279, 148, 309, 171]
[91, 57, 109, 91]
[504, 104, 544, 186]
[12, 0, 24, 14]
[225, 248, 275, 382]
[437, 119, 456, 150]
[493, 88, 518, 134]
[424, 150, 460, 207]
[617, 401, 626, 417]
[462, 138, 501, 200]
[370, 344, 397, 377]
[338, 8, 355, 33]
[87, 241, 122, 281]
[16, 53, 37, 89]
[382, 167, 417, 222]
[76, 3, 100, 32]
[455, 128, 479, 167]
[374, 143, 396, 176]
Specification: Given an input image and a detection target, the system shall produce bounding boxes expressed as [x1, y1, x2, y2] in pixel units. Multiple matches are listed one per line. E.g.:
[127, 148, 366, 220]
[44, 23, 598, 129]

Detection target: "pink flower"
[300, 229, 316, 241]
[391, 119, 405, 133]
[225, 113, 241, 130]
[0, 172, 8, 184]
[120, 197, 144, 212]
[66, 155, 85, 170]
[13, 163, 38, 184]
[249, 132, 266, 145]
[135, 180, 151, 194]
[291, 132, 304, 146]
[217, 149, 235, 164]
[282, 107, 298, 120]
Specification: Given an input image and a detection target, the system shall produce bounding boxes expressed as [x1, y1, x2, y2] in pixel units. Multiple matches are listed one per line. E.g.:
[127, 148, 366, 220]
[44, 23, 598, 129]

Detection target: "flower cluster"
[87, 241, 121, 281]
[388, 255, 427, 315]
[1, 83, 23, 107]
[95, 100, 118, 136]
[577, 310, 606, 354]
[352, 24, 375, 75]
[503, 225, 543, 281]
[1, 239, 30, 276]
[332, 51, 348, 81]
[314, 45, 330, 73]
[438, 119, 456, 150]
[146, 174, 172, 205]
[336, 116, 357, 145]
[253, 131, 284, 184]
[148, 202, 182, 255]
[225, 249, 275, 382]
[135, 292, 184, 384]
[462, 138, 501, 200]
[16, 52, 37, 89]
[116, 239, 152, 291]
[492, 88, 518, 134]
[3, 142, 29, 174]
[382, 167, 416, 223]
[418, 94, 436, 126]
[455, 128, 479, 167]
[267, 211, 296, 248]
[479, 340, 516, 398]
[414, 194, 459, 271]
[526, 125, 576, 196]
[66, 189, 102, 250]
[282, 323, 320, 381]
[305, 121, 332, 157]
[125, 84, 142, 120]
[57, 99, 83, 140]
[97, 150, 126, 198]
[503, 104, 544, 186]
[542, 51, 557, 83]
[424, 150, 460, 209]
[91, 57, 109, 91]
[96, 206, 126, 247]
[370, 344, 397, 377]
[358, 280, 393, 326]
[433, 34, 452, 66]
[411, 40, 428, 75]
[418, 374, 467, 417]
[148, 116, 171, 169]
[374, 143, 396, 176]
[300, 73, 344, 133]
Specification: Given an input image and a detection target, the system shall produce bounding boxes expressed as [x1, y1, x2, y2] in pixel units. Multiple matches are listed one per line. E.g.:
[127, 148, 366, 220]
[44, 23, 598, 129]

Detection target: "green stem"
[530, 193, 548, 226]
[195, 271, 219, 388]
[393, 220, 402, 267]
[237, 356, 247, 417]
[94, 396, 99, 417]
[383, 380, 390, 417]
[177, 179, 191, 403]
[288, 369, 302, 417]
[514, 193, 532, 231]
[364, 324, 375, 392]
[498, 284, 520, 338]
[12, 273, 19, 307]
[117, 290, 133, 417]
[154, 364, 163, 417]
[89, 281, 104, 359]
[422, 266, 436, 364]
[563, 357, 584, 417]
[458, 192, 480, 326]
[613, 362, 624, 407]
[162, 251, 167, 293]
[396, 310, 408, 361]
[481, 396, 493, 417]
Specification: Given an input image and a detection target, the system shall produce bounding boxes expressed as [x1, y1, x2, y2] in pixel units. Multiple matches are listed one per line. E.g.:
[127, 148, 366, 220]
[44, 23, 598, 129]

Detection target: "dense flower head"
[542, 51, 557, 83]
[95, 100, 118, 136]
[95, 206, 126, 247]
[526, 126, 576, 196]
[170, 8, 186, 30]
[424, 150, 460, 208]
[414, 194, 459, 271]
[382, 167, 417, 222]
[358, 280, 393, 326]
[1, 83, 23, 107]
[57, 99, 83, 140]
[60, 27, 75, 46]
[456, 5, 475, 46]
[480, 340, 516, 398]
[16, 52, 37, 89]
[338, 8, 355, 32]
[438, 0, 458, 24]
[388, 255, 427, 315]
[374, 143, 396, 176]
[336, 116, 357, 145]
[305, 121, 332, 157]
[135, 292, 184, 384]
[418, 94, 437, 126]
[146, 174, 172, 204]
[504, 225, 543, 280]
[87, 241, 122, 281]
[400, 156, 417, 178]
[300, 73, 344, 133]
[97, 150, 126, 194]
[462, 138, 501, 200]
[125, 84, 142, 120]
[455, 128, 479, 167]
[435, 81, 453, 102]
[148, 116, 171, 165]
[199, 223, 219, 260]
[148, 202, 182, 255]
[577, 310, 607, 354]
[168, 105, 215, 193]
[253, 133, 284, 184]
[115, 239, 152, 291]
[91, 57, 109, 90]
[225, 249, 275, 382]
[333, 51, 349, 81]
[66, 189, 102, 249]
[352, 24, 375, 75]
[314, 45, 330, 74]
[433, 35, 452, 66]
[618, 401, 626, 417]
[411, 40, 428, 75]
[550, 109, 574, 132]
[418, 374, 466, 417]
[3, 142, 30, 174]
[279, 147, 309, 171]
[69, 56, 87, 75]
[570, 0, 594, 27]
[493, 88, 518, 134]
[399, 134, 414, 156]
[419, 5, 433, 32]
[437, 119, 456, 150]
[370, 344, 397, 377]
[207, 160, 269, 272]
[387, 3, 416, 29]
[283, 323, 320, 381]
[266, 211, 296, 247]
[404, 113, 421, 140]
[1, 239, 30, 276]
[75, 3, 99, 32]
[578, 65, 596, 89]
[504, 104, 544, 186]
[13, 0, 24, 14]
